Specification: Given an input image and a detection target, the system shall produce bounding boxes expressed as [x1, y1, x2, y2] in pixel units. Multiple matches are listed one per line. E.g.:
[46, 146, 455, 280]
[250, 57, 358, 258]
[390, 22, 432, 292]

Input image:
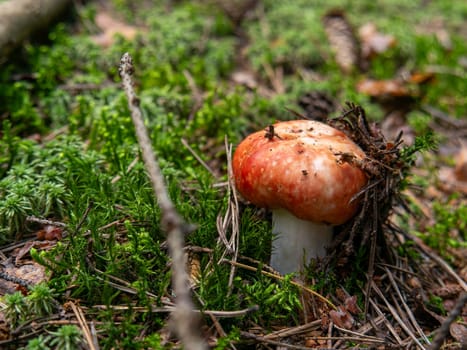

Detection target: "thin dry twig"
[221, 259, 337, 309]
[332, 315, 386, 348]
[429, 292, 467, 350]
[119, 52, 207, 350]
[181, 138, 217, 178]
[240, 331, 316, 350]
[68, 301, 99, 350]
[385, 266, 430, 344]
[263, 320, 321, 339]
[217, 138, 241, 295]
[183, 70, 204, 121]
[371, 281, 427, 350]
[367, 294, 403, 345]
[412, 235, 467, 292]
[332, 325, 386, 344]
[26, 216, 67, 228]
[111, 155, 140, 183]
[90, 304, 259, 318]
[243, 330, 386, 349]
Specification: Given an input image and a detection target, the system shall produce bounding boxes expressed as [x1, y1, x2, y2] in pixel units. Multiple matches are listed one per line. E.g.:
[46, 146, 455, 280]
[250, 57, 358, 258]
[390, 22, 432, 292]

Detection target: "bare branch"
[118, 52, 207, 350]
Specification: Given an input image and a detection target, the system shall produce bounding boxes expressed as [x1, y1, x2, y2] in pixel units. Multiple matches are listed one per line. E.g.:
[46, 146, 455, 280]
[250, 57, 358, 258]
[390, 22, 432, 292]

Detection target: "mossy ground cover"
[0, 0, 466, 349]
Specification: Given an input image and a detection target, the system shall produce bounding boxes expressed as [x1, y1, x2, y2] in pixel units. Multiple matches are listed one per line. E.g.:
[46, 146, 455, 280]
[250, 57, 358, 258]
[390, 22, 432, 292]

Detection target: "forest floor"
[0, 0, 466, 349]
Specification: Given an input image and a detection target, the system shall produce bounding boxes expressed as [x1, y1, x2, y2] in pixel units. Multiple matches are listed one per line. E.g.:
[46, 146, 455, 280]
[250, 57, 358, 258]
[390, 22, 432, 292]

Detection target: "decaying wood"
[0, 0, 71, 60]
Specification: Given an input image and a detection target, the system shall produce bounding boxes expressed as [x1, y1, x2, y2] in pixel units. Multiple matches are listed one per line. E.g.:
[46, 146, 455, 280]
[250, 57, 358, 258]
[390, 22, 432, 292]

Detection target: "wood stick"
[119, 52, 207, 350]
[0, 0, 70, 59]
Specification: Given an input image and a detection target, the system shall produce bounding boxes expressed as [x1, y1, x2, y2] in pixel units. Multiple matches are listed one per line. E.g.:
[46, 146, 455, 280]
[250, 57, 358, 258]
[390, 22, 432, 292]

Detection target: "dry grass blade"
[118, 52, 207, 350]
[181, 138, 217, 178]
[225, 138, 240, 292]
[371, 281, 427, 349]
[367, 295, 403, 345]
[68, 301, 99, 350]
[385, 266, 431, 344]
[91, 304, 259, 318]
[215, 137, 241, 295]
[331, 325, 386, 344]
[332, 315, 386, 348]
[240, 331, 317, 350]
[93, 268, 159, 299]
[263, 320, 321, 339]
[111, 156, 139, 184]
[412, 235, 467, 292]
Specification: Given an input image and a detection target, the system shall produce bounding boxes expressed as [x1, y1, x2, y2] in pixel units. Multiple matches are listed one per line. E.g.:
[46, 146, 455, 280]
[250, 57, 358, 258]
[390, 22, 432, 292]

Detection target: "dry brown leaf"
[14, 240, 54, 265]
[91, 10, 141, 48]
[454, 145, 467, 182]
[358, 22, 396, 59]
[0, 321, 9, 341]
[356, 79, 410, 97]
[14, 241, 35, 265]
[450, 322, 467, 344]
[432, 283, 464, 299]
[329, 306, 354, 329]
[36, 225, 63, 241]
[305, 330, 327, 347]
[357, 72, 434, 99]
[438, 166, 467, 195]
[344, 295, 361, 315]
[231, 70, 258, 89]
[407, 72, 435, 85]
[4, 262, 47, 286]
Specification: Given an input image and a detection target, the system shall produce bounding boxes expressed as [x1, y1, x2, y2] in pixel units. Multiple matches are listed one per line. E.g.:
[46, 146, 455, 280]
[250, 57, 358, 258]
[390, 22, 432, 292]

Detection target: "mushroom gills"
[270, 208, 333, 275]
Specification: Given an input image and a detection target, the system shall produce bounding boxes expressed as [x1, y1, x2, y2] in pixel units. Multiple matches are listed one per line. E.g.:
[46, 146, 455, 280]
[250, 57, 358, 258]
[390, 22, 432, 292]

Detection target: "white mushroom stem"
[270, 208, 334, 275]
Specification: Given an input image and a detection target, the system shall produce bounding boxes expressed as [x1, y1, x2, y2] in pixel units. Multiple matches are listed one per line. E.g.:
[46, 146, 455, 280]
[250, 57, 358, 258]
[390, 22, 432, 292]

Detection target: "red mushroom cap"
[233, 120, 368, 225]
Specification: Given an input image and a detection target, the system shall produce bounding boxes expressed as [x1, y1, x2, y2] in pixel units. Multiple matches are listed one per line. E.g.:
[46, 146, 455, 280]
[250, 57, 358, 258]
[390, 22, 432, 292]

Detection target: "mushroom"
[232, 120, 368, 274]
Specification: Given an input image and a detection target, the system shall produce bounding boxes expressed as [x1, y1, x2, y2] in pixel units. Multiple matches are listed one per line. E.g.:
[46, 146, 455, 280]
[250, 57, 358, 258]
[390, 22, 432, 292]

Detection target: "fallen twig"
[385, 266, 430, 344]
[218, 138, 240, 295]
[429, 292, 467, 350]
[119, 52, 207, 350]
[26, 216, 67, 228]
[181, 138, 217, 178]
[412, 235, 467, 292]
[68, 301, 99, 350]
[371, 281, 427, 350]
[263, 319, 321, 339]
[91, 304, 259, 318]
[240, 331, 317, 350]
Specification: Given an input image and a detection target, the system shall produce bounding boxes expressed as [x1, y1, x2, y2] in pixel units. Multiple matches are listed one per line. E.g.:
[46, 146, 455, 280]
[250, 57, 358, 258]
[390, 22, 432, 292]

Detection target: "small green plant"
[47, 325, 83, 350]
[2, 284, 58, 335]
[427, 295, 446, 316]
[27, 283, 57, 317]
[237, 274, 301, 326]
[2, 291, 28, 328]
[20, 335, 51, 350]
[215, 328, 240, 350]
[415, 199, 466, 262]
[400, 131, 438, 167]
